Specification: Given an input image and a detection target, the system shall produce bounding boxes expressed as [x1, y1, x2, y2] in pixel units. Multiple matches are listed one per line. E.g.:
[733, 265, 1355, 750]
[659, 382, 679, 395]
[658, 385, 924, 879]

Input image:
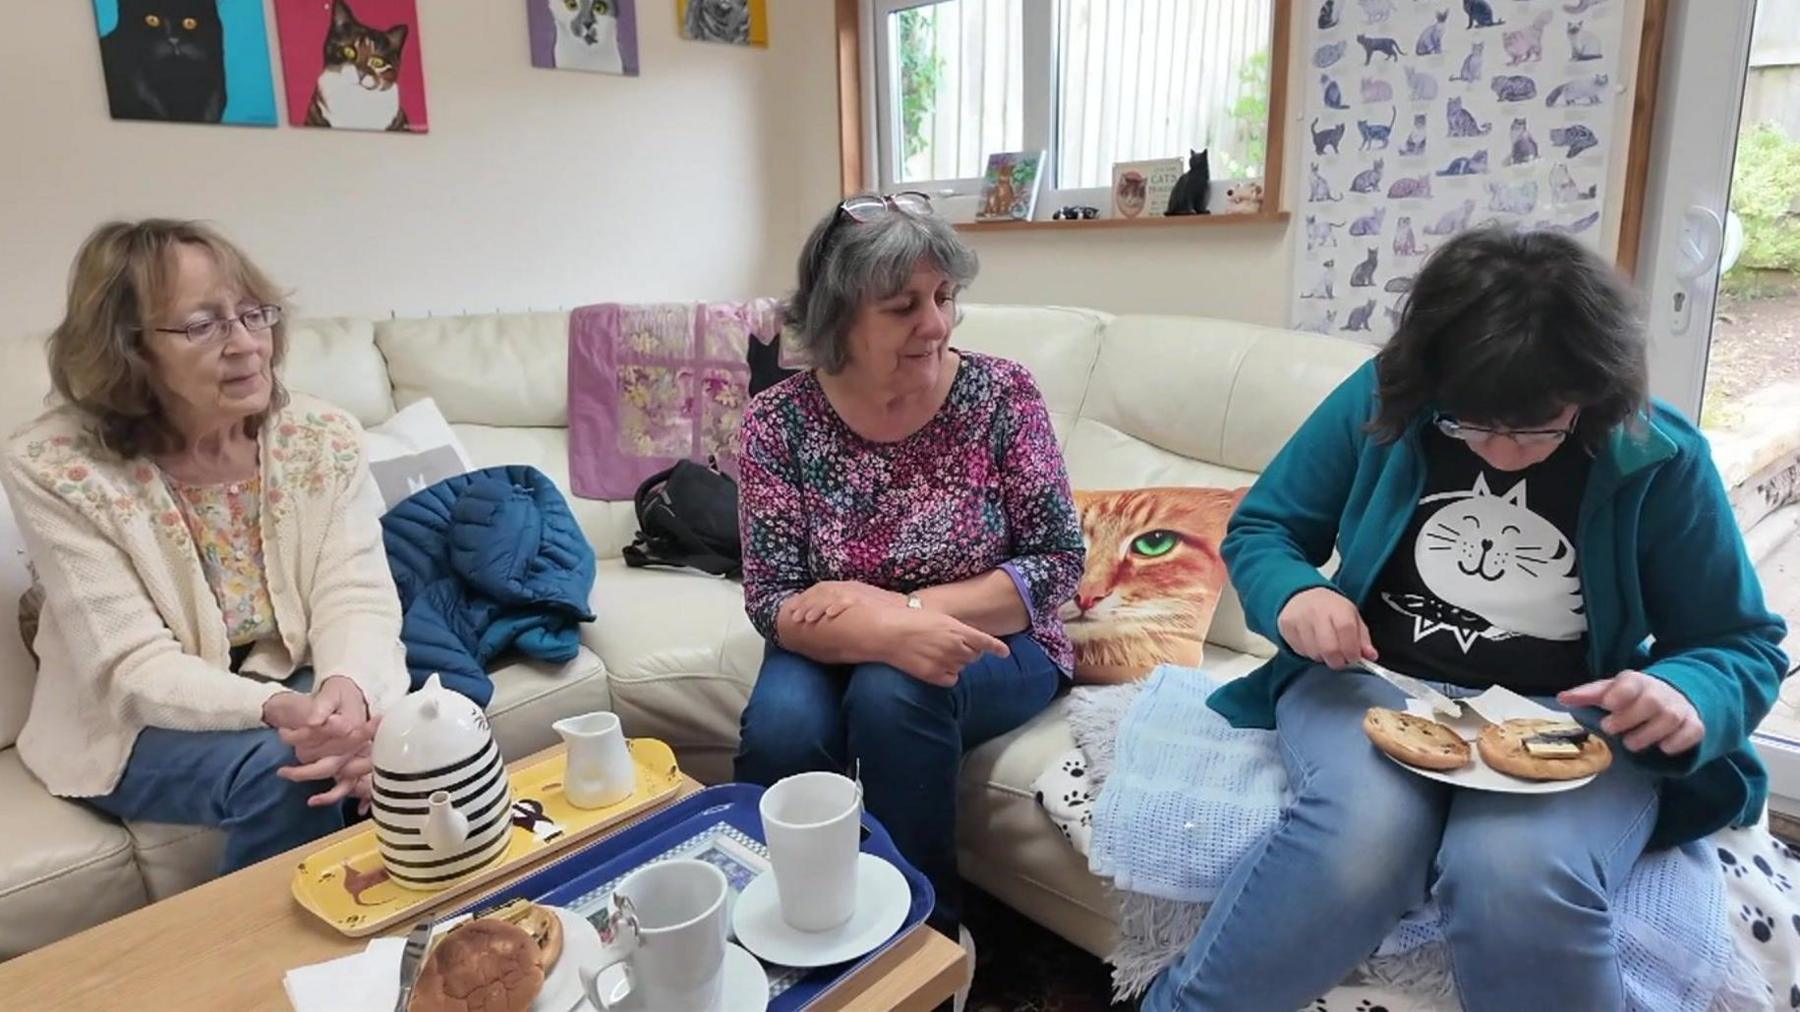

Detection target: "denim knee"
[842, 663, 953, 740]
[222, 732, 316, 814]
[1437, 834, 1610, 947]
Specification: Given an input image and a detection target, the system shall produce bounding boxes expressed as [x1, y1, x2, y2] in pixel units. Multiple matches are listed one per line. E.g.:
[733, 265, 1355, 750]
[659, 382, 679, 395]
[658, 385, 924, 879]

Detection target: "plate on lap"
[732, 854, 910, 968]
[1383, 699, 1597, 794]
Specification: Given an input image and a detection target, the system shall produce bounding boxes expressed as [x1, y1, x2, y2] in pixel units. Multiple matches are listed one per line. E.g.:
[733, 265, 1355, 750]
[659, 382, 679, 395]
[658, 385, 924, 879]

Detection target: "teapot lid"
[372, 674, 495, 775]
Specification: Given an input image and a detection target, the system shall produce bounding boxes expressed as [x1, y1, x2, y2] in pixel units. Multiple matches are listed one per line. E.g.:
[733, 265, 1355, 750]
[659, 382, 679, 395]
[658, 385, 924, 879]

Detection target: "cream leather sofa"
[0, 305, 1375, 961]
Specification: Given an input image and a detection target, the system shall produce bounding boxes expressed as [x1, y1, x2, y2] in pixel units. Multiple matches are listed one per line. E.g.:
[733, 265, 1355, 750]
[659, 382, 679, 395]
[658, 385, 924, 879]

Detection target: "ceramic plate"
[1383, 698, 1597, 794]
[536, 908, 769, 1012]
[732, 854, 911, 969]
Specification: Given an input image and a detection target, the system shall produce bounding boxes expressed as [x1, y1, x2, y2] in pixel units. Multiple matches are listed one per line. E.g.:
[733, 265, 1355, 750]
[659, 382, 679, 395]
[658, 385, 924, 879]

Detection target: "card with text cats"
[92, 0, 279, 127]
[275, 0, 430, 133]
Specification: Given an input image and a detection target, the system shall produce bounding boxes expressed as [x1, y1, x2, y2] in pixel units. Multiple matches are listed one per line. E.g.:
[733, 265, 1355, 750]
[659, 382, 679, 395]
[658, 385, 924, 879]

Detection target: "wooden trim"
[1261, 0, 1292, 215]
[957, 211, 1290, 233]
[1617, 0, 1671, 278]
[835, 0, 865, 197]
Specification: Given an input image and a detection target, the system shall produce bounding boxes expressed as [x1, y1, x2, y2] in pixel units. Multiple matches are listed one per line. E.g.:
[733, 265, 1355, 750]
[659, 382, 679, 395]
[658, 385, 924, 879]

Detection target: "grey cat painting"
[679, 0, 763, 46]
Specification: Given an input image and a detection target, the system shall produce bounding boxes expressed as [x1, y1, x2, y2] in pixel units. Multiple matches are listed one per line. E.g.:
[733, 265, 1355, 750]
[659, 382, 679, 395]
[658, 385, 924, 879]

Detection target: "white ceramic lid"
[371, 673, 495, 775]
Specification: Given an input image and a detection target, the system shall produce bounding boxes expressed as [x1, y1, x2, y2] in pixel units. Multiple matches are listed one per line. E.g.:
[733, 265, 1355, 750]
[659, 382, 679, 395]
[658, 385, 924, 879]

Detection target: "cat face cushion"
[1060, 486, 1246, 684]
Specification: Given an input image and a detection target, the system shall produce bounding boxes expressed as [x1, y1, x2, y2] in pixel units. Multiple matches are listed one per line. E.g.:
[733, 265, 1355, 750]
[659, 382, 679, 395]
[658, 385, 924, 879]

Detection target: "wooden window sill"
[956, 211, 1289, 233]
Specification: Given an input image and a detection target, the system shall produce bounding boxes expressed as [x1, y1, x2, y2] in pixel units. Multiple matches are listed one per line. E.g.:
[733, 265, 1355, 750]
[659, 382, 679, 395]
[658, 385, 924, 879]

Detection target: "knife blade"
[394, 919, 433, 1012]
[1360, 659, 1461, 719]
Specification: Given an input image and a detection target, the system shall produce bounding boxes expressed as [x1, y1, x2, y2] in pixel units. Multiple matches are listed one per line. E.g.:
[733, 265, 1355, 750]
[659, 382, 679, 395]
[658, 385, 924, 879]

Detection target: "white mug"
[582, 859, 729, 1011]
[759, 771, 862, 933]
[554, 711, 637, 809]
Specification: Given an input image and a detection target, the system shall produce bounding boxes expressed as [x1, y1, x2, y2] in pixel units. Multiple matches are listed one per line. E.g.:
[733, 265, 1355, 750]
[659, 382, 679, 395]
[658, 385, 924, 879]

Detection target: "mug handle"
[580, 894, 641, 1009]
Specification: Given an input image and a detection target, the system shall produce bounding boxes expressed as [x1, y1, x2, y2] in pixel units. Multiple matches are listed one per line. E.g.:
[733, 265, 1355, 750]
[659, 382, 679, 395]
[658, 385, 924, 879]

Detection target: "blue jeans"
[734, 634, 1062, 933]
[1142, 665, 1660, 1012]
[87, 671, 351, 875]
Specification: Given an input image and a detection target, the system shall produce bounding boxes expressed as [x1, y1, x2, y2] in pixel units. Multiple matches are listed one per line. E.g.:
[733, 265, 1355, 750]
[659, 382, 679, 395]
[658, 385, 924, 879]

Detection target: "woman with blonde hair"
[3, 219, 407, 873]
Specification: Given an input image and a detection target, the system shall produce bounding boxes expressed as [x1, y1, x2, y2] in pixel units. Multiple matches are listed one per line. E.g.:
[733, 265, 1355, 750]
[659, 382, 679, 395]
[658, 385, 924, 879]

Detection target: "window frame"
[854, 0, 1290, 220]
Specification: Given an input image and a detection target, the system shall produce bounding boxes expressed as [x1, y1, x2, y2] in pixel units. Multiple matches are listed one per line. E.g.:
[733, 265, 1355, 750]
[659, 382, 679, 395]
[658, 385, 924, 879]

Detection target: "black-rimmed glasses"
[146, 304, 283, 346]
[1433, 409, 1580, 448]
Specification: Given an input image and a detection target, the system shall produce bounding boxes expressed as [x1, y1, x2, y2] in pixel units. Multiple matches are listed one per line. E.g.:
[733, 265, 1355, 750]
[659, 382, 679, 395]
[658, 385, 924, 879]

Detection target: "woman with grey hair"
[734, 193, 1085, 951]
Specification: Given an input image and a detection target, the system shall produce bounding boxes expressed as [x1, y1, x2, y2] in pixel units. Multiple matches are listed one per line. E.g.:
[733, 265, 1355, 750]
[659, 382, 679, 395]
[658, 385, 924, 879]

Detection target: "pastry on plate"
[409, 917, 545, 1012]
[1363, 706, 1472, 771]
[1478, 718, 1612, 781]
[481, 898, 564, 972]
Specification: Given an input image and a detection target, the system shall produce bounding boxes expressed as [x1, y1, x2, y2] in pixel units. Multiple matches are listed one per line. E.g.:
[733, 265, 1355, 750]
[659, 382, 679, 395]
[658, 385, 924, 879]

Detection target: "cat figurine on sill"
[1463, 0, 1505, 29]
[1164, 150, 1211, 215]
[549, 0, 626, 74]
[1450, 42, 1485, 84]
[1416, 10, 1448, 56]
[1507, 118, 1540, 165]
[100, 0, 226, 123]
[305, 0, 412, 131]
[1569, 21, 1604, 62]
[1062, 488, 1246, 683]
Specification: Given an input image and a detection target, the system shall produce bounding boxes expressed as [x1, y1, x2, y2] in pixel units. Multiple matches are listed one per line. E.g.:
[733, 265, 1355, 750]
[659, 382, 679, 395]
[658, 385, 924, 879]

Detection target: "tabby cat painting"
[528, 0, 640, 76]
[1060, 487, 1246, 684]
[677, 0, 767, 48]
[92, 0, 278, 126]
[275, 0, 429, 133]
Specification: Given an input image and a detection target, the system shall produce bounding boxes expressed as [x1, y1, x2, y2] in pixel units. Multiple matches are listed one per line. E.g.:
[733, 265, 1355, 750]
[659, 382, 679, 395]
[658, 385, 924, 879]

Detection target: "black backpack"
[622, 459, 742, 578]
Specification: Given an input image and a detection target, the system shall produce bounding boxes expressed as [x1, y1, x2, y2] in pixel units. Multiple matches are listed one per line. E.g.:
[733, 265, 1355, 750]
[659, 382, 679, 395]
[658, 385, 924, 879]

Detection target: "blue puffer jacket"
[382, 465, 597, 706]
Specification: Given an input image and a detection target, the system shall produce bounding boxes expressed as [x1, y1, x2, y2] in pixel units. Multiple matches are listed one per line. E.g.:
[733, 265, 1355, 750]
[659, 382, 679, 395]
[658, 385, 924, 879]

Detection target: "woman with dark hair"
[1142, 228, 1787, 1011]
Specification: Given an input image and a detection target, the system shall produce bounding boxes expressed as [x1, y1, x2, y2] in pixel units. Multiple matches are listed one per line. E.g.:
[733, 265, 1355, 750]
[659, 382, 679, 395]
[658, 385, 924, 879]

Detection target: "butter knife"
[394, 919, 433, 1012]
[1360, 659, 1461, 719]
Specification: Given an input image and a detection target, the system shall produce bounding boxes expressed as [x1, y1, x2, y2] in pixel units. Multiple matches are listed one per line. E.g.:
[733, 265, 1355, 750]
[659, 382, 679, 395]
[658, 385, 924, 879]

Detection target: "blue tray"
[451, 783, 934, 1011]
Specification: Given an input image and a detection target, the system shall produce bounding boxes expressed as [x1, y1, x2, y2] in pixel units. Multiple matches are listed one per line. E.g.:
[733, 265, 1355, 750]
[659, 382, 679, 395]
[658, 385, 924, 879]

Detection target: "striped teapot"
[371, 674, 513, 891]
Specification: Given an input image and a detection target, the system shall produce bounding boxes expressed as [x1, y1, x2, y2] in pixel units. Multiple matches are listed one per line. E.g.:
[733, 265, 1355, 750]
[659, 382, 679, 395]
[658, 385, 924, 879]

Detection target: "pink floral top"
[738, 352, 1084, 672]
[166, 474, 278, 647]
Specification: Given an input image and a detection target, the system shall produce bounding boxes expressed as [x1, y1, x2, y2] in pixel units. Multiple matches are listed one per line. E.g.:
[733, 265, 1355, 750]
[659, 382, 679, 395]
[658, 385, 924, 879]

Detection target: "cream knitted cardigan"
[1, 393, 409, 798]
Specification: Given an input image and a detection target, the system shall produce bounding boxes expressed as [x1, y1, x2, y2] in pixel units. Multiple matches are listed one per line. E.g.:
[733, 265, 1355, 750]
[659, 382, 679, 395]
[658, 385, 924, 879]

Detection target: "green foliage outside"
[898, 9, 943, 175]
[1726, 122, 1800, 286]
[1216, 51, 1270, 180]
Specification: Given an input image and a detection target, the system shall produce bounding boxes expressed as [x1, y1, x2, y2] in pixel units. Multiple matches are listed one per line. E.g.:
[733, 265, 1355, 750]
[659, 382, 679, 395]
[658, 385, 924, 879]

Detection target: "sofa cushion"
[585, 560, 760, 783]
[954, 305, 1107, 444]
[451, 424, 640, 560]
[487, 647, 611, 761]
[124, 821, 224, 902]
[0, 748, 147, 958]
[0, 491, 35, 749]
[378, 312, 571, 428]
[283, 317, 396, 427]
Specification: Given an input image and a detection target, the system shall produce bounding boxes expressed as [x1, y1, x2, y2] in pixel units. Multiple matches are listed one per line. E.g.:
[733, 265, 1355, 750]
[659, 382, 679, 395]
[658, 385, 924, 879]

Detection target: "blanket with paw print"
[1033, 668, 1800, 1010]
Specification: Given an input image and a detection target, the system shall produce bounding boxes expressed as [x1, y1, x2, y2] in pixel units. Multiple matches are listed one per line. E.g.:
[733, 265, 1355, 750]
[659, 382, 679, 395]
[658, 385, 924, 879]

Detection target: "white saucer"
[535, 908, 769, 1012]
[732, 854, 911, 969]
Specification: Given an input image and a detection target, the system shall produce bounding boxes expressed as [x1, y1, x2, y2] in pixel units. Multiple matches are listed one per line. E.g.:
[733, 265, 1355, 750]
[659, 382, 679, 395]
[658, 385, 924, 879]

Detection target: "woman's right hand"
[1277, 587, 1377, 670]
[879, 608, 1010, 687]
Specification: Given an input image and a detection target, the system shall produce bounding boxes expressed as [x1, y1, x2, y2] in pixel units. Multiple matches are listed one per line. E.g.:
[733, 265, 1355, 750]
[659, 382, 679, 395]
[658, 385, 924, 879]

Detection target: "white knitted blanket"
[1034, 668, 1789, 1009]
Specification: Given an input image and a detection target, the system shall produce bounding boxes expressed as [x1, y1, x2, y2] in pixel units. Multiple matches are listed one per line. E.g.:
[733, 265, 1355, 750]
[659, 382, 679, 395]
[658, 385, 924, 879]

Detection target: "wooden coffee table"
[0, 747, 968, 1011]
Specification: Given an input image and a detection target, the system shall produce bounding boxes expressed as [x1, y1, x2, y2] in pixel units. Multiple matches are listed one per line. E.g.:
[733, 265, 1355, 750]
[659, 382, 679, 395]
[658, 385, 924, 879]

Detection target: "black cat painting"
[99, 0, 228, 122]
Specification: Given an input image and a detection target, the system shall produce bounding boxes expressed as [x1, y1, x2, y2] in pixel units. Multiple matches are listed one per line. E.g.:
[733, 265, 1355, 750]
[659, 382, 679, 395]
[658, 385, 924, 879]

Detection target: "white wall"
[0, 1, 819, 332]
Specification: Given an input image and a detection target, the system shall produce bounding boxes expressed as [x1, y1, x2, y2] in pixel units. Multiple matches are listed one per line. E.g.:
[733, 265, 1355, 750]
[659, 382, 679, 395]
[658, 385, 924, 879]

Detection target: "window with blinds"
[870, 0, 1274, 196]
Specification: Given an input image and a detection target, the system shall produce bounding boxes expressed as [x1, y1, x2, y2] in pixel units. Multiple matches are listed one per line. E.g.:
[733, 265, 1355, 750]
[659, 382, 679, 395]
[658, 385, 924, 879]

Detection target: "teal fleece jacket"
[1211, 361, 1789, 848]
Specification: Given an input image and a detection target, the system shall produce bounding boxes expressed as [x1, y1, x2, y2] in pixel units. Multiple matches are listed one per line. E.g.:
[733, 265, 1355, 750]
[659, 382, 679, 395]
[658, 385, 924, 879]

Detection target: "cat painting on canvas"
[1060, 487, 1246, 683]
[97, 0, 232, 123]
[300, 0, 416, 131]
[549, 0, 625, 73]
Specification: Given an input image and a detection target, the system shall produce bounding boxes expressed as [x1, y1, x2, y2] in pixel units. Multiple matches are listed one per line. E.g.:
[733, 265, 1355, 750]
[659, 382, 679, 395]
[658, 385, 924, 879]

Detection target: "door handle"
[1669, 205, 1726, 336]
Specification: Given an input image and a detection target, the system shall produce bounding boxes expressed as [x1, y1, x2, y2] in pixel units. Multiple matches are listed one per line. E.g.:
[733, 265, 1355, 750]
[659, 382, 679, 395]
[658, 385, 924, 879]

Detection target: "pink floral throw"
[567, 299, 783, 500]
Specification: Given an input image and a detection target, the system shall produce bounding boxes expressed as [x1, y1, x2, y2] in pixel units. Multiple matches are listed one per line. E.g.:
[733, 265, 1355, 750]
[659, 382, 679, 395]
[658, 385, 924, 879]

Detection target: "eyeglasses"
[1052, 205, 1099, 220]
[838, 191, 932, 223]
[147, 304, 283, 346]
[1433, 410, 1580, 448]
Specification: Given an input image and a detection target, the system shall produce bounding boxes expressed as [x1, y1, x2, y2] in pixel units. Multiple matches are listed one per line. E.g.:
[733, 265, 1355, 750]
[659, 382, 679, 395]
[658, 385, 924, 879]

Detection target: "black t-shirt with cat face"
[1361, 428, 1592, 695]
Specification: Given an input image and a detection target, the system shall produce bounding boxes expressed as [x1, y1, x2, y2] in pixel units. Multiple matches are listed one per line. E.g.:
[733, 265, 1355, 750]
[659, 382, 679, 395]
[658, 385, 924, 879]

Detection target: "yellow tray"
[291, 738, 682, 937]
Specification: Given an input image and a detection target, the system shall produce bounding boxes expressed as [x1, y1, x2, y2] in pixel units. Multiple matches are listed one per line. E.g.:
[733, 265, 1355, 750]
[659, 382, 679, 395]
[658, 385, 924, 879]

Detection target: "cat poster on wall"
[1292, 0, 1625, 343]
[91, 0, 279, 126]
[1062, 487, 1246, 684]
[677, 0, 768, 48]
[528, 0, 640, 76]
[275, 0, 429, 133]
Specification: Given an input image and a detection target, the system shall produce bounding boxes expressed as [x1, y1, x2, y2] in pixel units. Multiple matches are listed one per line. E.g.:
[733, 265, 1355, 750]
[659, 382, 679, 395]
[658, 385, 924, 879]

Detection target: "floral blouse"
[737, 352, 1085, 672]
[166, 474, 278, 647]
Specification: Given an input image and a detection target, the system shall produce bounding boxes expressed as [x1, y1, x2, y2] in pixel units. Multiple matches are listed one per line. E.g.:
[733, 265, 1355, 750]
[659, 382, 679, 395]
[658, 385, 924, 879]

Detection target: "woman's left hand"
[1559, 670, 1706, 755]
[781, 581, 906, 624]
[276, 675, 371, 763]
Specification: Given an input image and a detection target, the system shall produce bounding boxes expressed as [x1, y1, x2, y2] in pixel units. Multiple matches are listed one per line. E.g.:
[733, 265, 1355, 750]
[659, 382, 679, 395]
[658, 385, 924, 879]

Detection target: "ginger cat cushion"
[1061, 486, 1246, 684]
